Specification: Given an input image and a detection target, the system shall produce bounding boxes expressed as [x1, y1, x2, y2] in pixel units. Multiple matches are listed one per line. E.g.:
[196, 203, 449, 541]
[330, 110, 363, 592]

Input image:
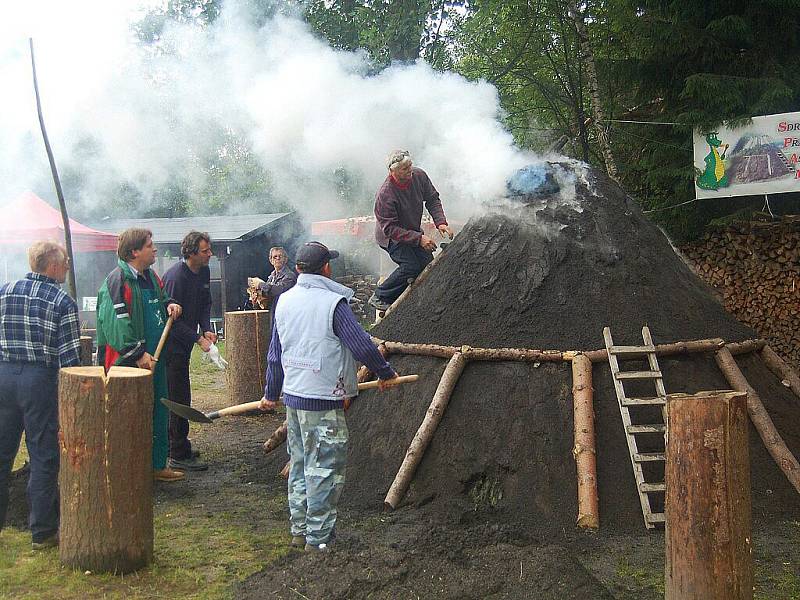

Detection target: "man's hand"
[136, 352, 156, 371]
[198, 336, 212, 352]
[259, 397, 277, 412]
[203, 331, 218, 344]
[419, 234, 437, 252]
[437, 224, 454, 240]
[377, 373, 400, 391]
[167, 303, 182, 319]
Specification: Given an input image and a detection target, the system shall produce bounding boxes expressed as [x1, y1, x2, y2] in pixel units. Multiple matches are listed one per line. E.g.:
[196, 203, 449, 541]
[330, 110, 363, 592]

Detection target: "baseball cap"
[296, 241, 340, 271]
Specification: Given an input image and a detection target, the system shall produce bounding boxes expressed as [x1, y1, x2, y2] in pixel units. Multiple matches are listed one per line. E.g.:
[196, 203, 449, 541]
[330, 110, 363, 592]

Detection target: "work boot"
[290, 535, 305, 548]
[31, 532, 59, 550]
[304, 542, 329, 552]
[154, 468, 185, 482]
[168, 456, 209, 471]
[368, 293, 390, 312]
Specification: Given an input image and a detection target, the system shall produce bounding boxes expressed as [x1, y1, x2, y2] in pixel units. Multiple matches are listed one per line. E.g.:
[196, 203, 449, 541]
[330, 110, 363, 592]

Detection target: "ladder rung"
[646, 513, 665, 524]
[626, 424, 666, 434]
[634, 452, 666, 462]
[616, 370, 662, 380]
[639, 482, 666, 493]
[622, 396, 666, 406]
[609, 345, 656, 356]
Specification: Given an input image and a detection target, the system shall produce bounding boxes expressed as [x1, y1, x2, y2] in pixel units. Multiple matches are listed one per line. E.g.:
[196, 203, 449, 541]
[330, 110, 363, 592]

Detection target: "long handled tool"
[161, 374, 419, 424]
[152, 314, 174, 362]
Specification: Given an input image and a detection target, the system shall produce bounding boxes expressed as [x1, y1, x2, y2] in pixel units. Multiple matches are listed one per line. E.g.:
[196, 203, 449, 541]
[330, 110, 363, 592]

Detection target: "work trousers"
[166, 352, 193, 460]
[286, 406, 348, 546]
[375, 240, 434, 304]
[0, 362, 60, 542]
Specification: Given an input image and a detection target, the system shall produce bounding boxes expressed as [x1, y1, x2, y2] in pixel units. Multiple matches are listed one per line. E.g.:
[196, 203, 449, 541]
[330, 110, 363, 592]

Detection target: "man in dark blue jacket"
[163, 231, 216, 472]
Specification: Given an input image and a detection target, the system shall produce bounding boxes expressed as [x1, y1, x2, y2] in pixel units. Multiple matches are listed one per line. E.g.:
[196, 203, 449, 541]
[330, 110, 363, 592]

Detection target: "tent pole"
[29, 38, 77, 299]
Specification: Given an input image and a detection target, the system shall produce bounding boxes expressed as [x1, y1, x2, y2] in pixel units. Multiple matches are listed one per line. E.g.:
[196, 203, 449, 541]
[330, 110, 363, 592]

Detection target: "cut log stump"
[59, 366, 153, 574]
[572, 354, 599, 528]
[225, 310, 270, 406]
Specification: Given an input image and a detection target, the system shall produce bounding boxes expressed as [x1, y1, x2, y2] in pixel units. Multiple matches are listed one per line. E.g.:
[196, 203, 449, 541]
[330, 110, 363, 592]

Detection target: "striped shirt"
[0, 272, 81, 368]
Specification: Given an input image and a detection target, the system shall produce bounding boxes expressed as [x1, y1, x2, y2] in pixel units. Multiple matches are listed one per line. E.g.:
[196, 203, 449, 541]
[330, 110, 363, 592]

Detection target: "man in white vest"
[259, 241, 397, 552]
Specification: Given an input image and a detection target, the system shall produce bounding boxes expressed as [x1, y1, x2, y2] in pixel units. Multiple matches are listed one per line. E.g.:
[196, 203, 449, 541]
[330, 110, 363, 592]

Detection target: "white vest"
[275, 273, 358, 400]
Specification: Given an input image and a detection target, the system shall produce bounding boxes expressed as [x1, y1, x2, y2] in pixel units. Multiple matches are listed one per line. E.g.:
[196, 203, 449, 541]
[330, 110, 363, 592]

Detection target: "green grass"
[189, 341, 228, 393]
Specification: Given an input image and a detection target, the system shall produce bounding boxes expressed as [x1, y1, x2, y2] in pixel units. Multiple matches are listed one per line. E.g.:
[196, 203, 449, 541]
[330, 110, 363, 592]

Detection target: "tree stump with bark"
[59, 366, 153, 574]
[224, 310, 271, 406]
[79, 336, 93, 366]
[665, 390, 752, 600]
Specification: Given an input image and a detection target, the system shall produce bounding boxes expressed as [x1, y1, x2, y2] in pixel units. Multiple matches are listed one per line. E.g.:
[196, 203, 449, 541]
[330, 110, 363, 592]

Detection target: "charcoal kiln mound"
[344, 162, 800, 534]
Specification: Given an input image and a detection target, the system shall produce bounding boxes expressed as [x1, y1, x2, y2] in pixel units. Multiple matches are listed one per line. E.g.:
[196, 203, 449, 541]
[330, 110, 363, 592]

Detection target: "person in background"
[260, 241, 397, 552]
[96, 228, 184, 482]
[369, 150, 454, 312]
[162, 231, 216, 473]
[248, 246, 297, 312]
[0, 241, 80, 549]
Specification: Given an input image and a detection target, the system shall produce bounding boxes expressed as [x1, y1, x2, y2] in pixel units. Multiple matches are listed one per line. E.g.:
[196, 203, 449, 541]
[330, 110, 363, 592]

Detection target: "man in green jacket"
[97, 228, 184, 481]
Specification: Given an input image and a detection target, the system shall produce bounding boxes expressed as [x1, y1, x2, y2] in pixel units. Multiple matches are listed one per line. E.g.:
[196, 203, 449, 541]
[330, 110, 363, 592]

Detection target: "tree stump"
[79, 335, 93, 366]
[665, 390, 752, 600]
[224, 310, 271, 406]
[59, 366, 153, 574]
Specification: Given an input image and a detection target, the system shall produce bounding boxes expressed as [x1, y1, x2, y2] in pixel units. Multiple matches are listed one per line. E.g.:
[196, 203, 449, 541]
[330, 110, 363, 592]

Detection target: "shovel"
[160, 374, 420, 424]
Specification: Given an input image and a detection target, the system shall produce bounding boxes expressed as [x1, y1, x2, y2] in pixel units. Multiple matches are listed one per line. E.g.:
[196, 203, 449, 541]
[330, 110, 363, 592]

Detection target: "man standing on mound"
[369, 150, 454, 312]
[260, 241, 397, 551]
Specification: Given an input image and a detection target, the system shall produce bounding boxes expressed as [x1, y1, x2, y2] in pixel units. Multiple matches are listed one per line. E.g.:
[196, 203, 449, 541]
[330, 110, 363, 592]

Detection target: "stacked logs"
[335, 275, 378, 321]
[681, 217, 800, 366]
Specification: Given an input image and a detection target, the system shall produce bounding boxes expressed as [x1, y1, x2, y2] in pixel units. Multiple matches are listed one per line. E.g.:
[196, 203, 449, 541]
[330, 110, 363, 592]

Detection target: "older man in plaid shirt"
[0, 241, 80, 550]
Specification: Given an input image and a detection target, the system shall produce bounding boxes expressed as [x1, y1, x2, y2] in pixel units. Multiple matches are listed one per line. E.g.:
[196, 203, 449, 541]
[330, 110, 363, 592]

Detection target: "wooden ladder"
[603, 326, 668, 529]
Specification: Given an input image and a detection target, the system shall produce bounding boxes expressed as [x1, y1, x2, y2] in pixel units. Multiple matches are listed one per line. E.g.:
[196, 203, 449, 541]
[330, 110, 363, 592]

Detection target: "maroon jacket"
[374, 167, 448, 248]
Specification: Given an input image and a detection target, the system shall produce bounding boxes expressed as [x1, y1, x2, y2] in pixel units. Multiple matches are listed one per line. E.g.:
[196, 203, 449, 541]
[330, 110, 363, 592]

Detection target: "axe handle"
[209, 374, 420, 419]
[152, 314, 174, 362]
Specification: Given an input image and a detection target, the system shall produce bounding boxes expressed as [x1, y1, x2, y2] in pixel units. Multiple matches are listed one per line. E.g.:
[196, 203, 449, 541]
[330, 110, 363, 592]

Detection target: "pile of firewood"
[336, 274, 378, 321]
[681, 217, 800, 366]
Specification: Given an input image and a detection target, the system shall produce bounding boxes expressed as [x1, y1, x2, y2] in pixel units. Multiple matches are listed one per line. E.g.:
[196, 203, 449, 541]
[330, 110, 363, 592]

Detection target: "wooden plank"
[616, 370, 662, 380]
[639, 482, 666, 492]
[634, 452, 666, 462]
[627, 424, 667, 434]
[609, 345, 656, 356]
[622, 396, 666, 406]
[647, 513, 666, 524]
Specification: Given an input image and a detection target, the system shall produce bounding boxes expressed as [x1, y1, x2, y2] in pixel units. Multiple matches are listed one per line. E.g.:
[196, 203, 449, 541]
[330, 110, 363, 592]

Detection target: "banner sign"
[694, 111, 800, 199]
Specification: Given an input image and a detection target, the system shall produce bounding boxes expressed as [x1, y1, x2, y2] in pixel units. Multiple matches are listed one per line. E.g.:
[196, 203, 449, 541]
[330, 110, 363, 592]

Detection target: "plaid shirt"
[0, 272, 81, 368]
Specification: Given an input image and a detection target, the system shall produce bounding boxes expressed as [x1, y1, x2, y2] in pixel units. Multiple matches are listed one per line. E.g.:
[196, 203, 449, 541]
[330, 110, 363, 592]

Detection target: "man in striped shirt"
[0, 241, 80, 549]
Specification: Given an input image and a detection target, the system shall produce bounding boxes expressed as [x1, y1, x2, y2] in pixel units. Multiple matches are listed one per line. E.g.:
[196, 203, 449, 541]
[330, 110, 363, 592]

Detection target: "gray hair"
[386, 150, 412, 171]
[269, 246, 288, 260]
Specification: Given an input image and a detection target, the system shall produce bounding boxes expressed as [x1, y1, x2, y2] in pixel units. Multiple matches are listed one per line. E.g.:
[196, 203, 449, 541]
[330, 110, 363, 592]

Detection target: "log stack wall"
[681, 218, 800, 366]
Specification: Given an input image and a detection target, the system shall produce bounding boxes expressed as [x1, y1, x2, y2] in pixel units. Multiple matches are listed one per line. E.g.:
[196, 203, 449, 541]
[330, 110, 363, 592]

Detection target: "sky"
[1, 1, 541, 222]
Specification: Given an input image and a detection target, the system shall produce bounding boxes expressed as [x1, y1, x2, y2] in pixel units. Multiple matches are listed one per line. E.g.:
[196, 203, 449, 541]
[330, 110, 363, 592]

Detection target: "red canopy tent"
[0, 191, 118, 252]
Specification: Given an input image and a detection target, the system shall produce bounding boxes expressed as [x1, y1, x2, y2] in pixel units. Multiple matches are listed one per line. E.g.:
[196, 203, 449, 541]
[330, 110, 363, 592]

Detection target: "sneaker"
[290, 535, 305, 548]
[154, 468, 185, 482]
[304, 542, 329, 552]
[168, 456, 209, 472]
[31, 533, 59, 550]
[368, 294, 390, 312]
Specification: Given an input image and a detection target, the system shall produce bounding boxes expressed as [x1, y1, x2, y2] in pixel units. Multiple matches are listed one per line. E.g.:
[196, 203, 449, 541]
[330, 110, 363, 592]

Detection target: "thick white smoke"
[2, 1, 533, 222]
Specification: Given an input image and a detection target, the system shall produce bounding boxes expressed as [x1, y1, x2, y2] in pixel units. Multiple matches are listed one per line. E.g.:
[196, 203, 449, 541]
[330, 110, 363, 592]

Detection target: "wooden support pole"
[224, 310, 270, 406]
[384, 351, 468, 510]
[381, 248, 446, 319]
[572, 354, 599, 528]
[582, 337, 728, 363]
[759, 345, 800, 401]
[715, 347, 800, 494]
[726, 339, 767, 356]
[79, 336, 93, 366]
[59, 366, 153, 574]
[356, 343, 389, 383]
[665, 391, 752, 600]
[263, 421, 288, 454]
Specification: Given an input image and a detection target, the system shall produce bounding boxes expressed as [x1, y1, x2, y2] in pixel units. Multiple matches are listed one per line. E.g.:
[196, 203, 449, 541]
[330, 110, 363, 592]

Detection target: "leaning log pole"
[665, 391, 752, 600]
[384, 351, 468, 510]
[59, 366, 153, 573]
[571, 354, 599, 528]
[759, 345, 800, 402]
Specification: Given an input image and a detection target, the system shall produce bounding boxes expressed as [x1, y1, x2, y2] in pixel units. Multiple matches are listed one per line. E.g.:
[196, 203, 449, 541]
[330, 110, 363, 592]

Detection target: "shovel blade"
[160, 398, 214, 424]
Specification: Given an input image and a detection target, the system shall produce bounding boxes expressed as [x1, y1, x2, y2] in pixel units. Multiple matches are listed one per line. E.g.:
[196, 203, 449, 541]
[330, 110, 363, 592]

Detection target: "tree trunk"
[572, 354, 599, 528]
[759, 345, 800, 401]
[79, 336, 93, 366]
[582, 337, 727, 362]
[224, 310, 270, 406]
[384, 351, 468, 510]
[714, 348, 800, 494]
[566, 3, 619, 183]
[59, 366, 153, 574]
[665, 391, 752, 600]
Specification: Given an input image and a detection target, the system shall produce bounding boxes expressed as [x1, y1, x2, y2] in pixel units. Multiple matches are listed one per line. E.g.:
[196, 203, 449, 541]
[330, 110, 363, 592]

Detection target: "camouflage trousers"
[286, 406, 349, 546]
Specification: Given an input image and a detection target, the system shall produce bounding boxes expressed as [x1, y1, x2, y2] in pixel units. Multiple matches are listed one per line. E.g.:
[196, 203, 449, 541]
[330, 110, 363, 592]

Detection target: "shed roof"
[94, 213, 293, 244]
